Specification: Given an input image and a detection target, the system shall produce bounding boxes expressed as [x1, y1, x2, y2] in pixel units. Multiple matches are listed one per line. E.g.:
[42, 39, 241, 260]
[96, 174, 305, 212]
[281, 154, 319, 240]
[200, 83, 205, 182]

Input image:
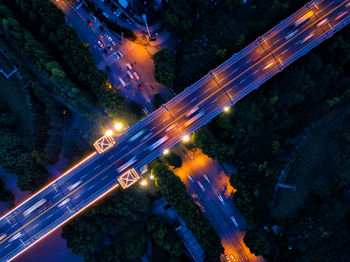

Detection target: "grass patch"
[0, 53, 30, 136]
[273, 111, 343, 221]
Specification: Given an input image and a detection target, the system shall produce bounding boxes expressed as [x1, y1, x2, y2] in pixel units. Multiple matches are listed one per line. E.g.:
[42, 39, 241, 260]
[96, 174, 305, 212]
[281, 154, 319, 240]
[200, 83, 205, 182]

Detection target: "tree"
[153, 48, 176, 86]
[153, 93, 166, 109]
[164, 152, 182, 168]
[244, 230, 271, 258]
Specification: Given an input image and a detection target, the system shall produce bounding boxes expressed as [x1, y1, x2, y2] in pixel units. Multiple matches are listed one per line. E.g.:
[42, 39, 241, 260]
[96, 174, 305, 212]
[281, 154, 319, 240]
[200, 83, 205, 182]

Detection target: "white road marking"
[33, 224, 39, 229]
[5, 244, 11, 248]
[108, 155, 114, 160]
[81, 175, 87, 179]
[94, 165, 101, 170]
[239, 78, 247, 84]
[74, 194, 80, 200]
[253, 69, 260, 74]
[46, 214, 53, 220]
[101, 175, 108, 181]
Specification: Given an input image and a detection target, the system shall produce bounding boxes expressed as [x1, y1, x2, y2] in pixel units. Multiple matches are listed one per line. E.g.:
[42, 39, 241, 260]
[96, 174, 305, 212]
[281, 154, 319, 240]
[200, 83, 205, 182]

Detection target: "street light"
[163, 149, 169, 155]
[150, 175, 154, 180]
[140, 180, 147, 186]
[182, 135, 190, 142]
[114, 123, 123, 131]
[224, 106, 230, 112]
[105, 129, 113, 136]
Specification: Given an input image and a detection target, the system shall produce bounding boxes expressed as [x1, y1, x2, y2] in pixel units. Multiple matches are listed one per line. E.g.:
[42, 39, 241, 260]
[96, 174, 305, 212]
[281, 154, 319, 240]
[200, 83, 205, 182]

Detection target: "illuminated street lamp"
[114, 123, 123, 131]
[105, 129, 113, 136]
[163, 149, 169, 155]
[224, 106, 230, 112]
[182, 135, 190, 142]
[140, 180, 147, 186]
[150, 175, 154, 180]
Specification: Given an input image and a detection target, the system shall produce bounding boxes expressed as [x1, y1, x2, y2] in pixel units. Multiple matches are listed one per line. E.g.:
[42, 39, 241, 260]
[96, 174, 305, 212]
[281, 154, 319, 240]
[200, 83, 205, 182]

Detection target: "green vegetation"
[153, 93, 166, 109]
[164, 151, 182, 168]
[152, 163, 224, 262]
[168, 2, 350, 260]
[0, 53, 30, 135]
[62, 187, 183, 262]
[163, 0, 306, 93]
[0, 0, 128, 118]
[153, 48, 176, 86]
[0, 177, 14, 203]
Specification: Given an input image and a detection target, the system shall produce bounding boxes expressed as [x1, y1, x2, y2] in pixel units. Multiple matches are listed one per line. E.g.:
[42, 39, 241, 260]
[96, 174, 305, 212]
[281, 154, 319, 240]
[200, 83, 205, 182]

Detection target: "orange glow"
[7, 184, 120, 262]
[0, 152, 97, 221]
[182, 135, 190, 142]
[105, 129, 113, 136]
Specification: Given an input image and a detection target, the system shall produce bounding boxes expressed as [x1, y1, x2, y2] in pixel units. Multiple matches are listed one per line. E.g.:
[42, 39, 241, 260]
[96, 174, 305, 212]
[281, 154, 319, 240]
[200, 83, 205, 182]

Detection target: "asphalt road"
[1, 0, 350, 261]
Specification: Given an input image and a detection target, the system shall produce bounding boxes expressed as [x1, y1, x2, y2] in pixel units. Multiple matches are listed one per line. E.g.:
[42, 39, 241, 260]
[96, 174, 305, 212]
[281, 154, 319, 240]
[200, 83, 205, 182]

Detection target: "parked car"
[117, 51, 123, 58]
[102, 12, 109, 18]
[126, 70, 134, 79]
[126, 63, 132, 70]
[97, 40, 104, 48]
[133, 72, 140, 80]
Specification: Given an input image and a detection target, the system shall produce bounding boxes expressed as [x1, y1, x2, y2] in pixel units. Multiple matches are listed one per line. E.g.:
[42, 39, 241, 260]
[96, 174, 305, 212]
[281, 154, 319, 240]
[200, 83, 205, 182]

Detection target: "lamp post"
[142, 14, 151, 39]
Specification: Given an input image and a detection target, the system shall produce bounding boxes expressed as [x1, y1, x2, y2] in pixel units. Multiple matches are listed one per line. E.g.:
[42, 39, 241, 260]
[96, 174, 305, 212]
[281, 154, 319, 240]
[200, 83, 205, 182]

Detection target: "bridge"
[1, 0, 349, 260]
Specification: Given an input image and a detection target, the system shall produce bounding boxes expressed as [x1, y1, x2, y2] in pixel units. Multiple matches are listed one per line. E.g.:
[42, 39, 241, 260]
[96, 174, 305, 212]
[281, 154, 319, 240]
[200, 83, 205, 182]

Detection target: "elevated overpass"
[1, 0, 350, 260]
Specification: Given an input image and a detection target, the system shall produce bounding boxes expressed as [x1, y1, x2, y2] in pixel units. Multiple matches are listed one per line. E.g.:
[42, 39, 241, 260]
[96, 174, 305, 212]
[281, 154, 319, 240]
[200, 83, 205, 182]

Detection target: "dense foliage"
[62, 187, 183, 262]
[153, 48, 176, 86]
[152, 163, 224, 262]
[0, 0, 128, 118]
[0, 178, 13, 203]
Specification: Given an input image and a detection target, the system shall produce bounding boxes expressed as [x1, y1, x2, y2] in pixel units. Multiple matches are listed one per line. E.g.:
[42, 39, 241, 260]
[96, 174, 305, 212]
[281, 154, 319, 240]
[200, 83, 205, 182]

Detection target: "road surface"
[1, 0, 349, 261]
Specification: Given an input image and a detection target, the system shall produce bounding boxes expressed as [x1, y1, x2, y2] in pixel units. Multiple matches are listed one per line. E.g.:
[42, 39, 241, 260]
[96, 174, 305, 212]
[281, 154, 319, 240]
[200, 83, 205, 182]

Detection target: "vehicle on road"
[91, 14, 97, 21]
[137, 83, 143, 90]
[0, 233, 7, 241]
[87, 19, 93, 27]
[230, 254, 236, 261]
[128, 128, 147, 143]
[184, 111, 205, 127]
[218, 195, 225, 205]
[97, 40, 104, 48]
[185, 107, 199, 117]
[299, 32, 315, 44]
[317, 18, 328, 27]
[231, 216, 239, 227]
[117, 51, 123, 58]
[8, 232, 22, 243]
[58, 198, 70, 208]
[117, 157, 137, 173]
[252, 55, 261, 63]
[126, 63, 132, 70]
[188, 175, 194, 183]
[203, 174, 210, 183]
[224, 255, 230, 262]
[68, 180, 82, 191]
[335, 11, 348, 21]
[23, 199, 47, 217]
[102, 12, 109, 18]
[197, 181, 205, 192]
[148, 136, 168, 150]
[133, 72, 140, 80]
[118, 77, 126, 87]
[127, 70, 134, 79]
[294, 11, 313, 27]
[285, 29, 299, 39]
[113, 52, 119, 59]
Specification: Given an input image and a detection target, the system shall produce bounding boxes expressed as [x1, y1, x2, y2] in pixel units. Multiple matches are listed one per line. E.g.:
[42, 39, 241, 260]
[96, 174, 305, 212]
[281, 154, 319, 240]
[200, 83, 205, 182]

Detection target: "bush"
[153, 48, 176, 86]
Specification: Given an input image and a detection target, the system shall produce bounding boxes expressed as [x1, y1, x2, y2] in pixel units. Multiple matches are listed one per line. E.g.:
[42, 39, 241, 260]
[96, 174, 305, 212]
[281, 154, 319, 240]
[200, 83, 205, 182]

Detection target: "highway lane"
[1, 0, 350, 261]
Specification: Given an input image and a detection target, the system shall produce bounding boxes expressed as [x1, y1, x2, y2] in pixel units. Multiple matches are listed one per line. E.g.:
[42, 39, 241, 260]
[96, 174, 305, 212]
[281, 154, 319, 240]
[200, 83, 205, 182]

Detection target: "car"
[231, 216, 239, 227]
[58, 198, 70, 208]
[97, 40, 104, 48]
[113, 52, 119, 59]
[224, 255, 230, 262]
[197, 181, 205, 192]
[299, 32, 315, 44]
[133, 72, 140, 80]
[68, 180, 82, 191]
[285, 29, 299, 39]
[335, 11, 347, 21]
[107, 45, 113, 51]
[117, 51, 123, 58]
[317, 18, 328, 27]
[294, 10, 313, 27]
[102, 12, 109, 18]
[87, 19, 93, 27]
[91, 14, 97, 21]
[118, 77, 126, 87]
[203, 174, 210, 183]
[218, 195, 225, 205]
[127, 70, 134, 79]
[137, 83, 143, 90]
[126, 63, 132, 70]
[110, 39, 115, 46]
[103, 48, 108, 54]
[252, 55, 261, 63]
[148, 136, 168, 150]
[117, 157, 137, 173]
[126, 19, 132, 25]
[230, 254, 236, 261]
[0, 233, 7, 241]
[128, 128, 147, 143]
[23, 199, 47, 217]
[9, 232, 22, 243]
